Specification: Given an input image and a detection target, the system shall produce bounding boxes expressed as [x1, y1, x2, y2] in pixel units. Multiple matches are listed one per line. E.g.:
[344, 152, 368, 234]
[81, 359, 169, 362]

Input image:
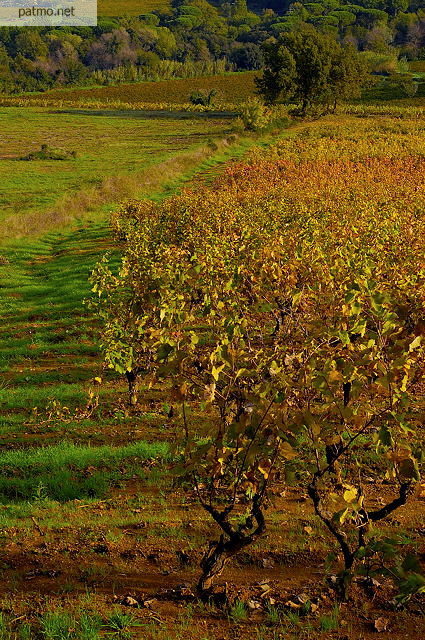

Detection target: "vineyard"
[3, 71, 425, 119]
[10, 72, 257, 109]
[93, 114, 425, 606]
[0, 113, 423, 639]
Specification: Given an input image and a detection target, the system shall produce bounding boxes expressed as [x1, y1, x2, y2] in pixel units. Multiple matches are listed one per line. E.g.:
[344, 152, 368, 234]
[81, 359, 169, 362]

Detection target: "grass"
[0, 224, 115, 443]
[0, 439, 168, 469]
[319, 605, 340, 632]
[40, 612, 80, 640]
[228, 600, 248, 623]
[0, 106, 234, 237]
[105, 610, 141, 638]
[0, 440, 168, 503]
[98, 0, 171, 17]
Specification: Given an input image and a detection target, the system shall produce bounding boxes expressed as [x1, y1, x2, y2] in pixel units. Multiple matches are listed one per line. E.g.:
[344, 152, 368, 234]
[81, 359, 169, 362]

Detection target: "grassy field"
[98, 0, 171, 17]
[0, 107, 235, 238]
[0, 113, 424, 639]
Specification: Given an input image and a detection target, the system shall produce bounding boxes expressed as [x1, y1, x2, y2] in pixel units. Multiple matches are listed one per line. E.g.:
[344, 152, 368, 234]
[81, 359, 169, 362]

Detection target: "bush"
[20, 144, 77, 161]
[189, 89, 217, 107]
[239, 97, 270, 131]
[387, 73, 418, 98]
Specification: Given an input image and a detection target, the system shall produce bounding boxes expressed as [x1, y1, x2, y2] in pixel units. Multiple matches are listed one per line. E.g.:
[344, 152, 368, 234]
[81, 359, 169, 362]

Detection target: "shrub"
[20, 144, 77, 161]
[239, 97, 270, 130]
[189, 89, 217, 107]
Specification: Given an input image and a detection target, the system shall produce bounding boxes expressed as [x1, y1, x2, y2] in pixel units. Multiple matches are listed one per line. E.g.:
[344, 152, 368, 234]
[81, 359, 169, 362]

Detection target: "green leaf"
[157, 342, 174, 361]
[378, 424, 392, 447]
[338, 330, 350, 346]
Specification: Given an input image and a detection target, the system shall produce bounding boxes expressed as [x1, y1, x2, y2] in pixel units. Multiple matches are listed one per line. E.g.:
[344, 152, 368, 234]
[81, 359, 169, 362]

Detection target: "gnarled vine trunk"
[197, 502, 265, 599]
[125, 369, 139, 406]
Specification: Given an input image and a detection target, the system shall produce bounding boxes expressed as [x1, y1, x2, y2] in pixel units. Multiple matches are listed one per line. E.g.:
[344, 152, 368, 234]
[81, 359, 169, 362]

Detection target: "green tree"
[15, 29, 48, 60]
[255, 41, 297, 106]
[256, 28, 369, 115]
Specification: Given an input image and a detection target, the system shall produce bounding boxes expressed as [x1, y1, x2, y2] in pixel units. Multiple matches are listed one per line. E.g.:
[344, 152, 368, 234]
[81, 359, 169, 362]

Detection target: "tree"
[229, 42, 264, 70]
[256, 28, 369, 115]
[255, 41, 297, 106]
[15, 29, 48, 60]
[326, 44, 369, 110]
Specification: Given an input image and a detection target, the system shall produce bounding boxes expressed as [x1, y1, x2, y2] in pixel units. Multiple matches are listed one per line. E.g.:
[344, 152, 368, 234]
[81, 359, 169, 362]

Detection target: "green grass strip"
[0, 440, 170, 503]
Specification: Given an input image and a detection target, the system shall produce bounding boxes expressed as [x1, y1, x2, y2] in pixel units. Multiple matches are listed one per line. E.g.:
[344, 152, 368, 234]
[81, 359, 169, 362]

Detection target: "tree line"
[0, 0, 424, 92]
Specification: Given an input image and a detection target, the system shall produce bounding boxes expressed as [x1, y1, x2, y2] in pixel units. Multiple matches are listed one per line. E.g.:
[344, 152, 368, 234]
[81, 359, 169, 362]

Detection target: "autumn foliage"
[91, 117, 424, 600]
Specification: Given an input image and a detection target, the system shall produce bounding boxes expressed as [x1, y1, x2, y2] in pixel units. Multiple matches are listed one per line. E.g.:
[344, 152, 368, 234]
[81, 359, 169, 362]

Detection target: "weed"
[38, 611, 103, 640]
[78, 613, 102, 640]
[40, 611, 76, 639]
[0, 612, 12, 640]
[228, 599, 248, 623]
[18, 625, 32, 640]
[265, 604, 281, 625]
[105, 610, 140, 639]
[319, 604, 340, 632]
[282, 609, 301, 630]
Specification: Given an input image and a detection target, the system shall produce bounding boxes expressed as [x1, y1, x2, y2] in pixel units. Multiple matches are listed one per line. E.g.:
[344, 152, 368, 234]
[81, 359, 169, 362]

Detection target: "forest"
[0, 0, 424, 91]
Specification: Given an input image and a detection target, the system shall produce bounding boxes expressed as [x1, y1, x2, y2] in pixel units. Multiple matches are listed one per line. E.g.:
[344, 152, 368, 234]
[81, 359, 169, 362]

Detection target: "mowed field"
[0, 114, 424, 639]
[98, 0, 171, 17]
[0, 107, 234, 238]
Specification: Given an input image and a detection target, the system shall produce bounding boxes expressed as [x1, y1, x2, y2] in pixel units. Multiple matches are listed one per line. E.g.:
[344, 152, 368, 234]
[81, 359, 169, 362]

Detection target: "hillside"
[0, 0, 423, 93]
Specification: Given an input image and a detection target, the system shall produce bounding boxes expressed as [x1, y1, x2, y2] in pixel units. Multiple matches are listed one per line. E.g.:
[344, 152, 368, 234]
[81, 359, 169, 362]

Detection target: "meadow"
[0, 107, 235, 238]
[98, 0, 171, 17]
[0, 111, 424, 639]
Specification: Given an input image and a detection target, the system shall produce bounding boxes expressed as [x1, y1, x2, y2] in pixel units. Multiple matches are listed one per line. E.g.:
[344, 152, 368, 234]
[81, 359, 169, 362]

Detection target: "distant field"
[98, 0, 171, 17]
[0, 107, 233, 237]
[10, 71, 425, 115]
[23, 72, 258, 107]
[410, 60, 425, 72]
